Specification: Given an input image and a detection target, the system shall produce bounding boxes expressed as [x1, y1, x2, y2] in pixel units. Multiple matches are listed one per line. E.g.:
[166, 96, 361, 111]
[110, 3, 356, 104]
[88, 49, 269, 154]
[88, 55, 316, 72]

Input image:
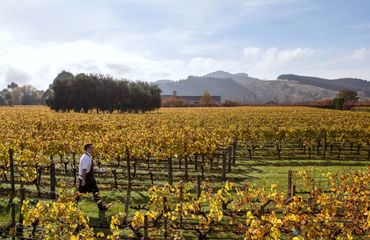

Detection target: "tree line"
[0, 82, 44, 106]
[45, 71, 161, 113]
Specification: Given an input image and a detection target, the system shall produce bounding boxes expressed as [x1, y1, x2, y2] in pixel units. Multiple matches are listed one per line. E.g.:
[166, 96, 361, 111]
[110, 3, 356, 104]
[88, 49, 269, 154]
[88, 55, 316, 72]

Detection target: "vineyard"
[0, 106, 369, 239]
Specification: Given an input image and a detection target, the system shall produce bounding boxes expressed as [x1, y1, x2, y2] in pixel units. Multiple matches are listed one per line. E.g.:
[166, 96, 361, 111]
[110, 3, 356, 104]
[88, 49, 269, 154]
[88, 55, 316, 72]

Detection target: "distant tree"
[9, 86, 23, 105]
[115, 79, 130, 112]
[0, 89, 8, 105]
[0, 95, 5, 105]
[336, 89, 359, 109]
[200, 90, 213, 106]
[126, 81, 161, 113]
[4, 91, 13, 106]
[0, 83, 43, 105]
[336, 89, 359, 102]
[20, 85, 44, 105]
[7, 82, 18, 89]
[46, 71, 74, 111]
[333, 97, 344, 110]
[42, 89, 54, 104]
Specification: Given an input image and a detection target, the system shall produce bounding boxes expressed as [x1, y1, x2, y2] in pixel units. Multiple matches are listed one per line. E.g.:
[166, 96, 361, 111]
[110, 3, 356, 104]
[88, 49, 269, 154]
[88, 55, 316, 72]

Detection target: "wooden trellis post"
[194, 154, 198, 172]
[11, 202, 16, 232]
[222, 153, 227, 182]
[124, 149, 131, 223]
[168, 157, 173, 185]
[163, 197, 168, 240]
[17, 188, 25, 236]
[179, 184, 183, 227]
[143, 215, 148, 240]
[287, 170, 293, 198]
[323, 133, 327, 160]
[232, 139, 237, 165]
[9, 149, 15, 200]
[228, 147, 232, 173]
[196, 176, 201, 199]
[72, 153, 77, 186]
[184, 155, 189, 181]
[50, 161, 56, 199]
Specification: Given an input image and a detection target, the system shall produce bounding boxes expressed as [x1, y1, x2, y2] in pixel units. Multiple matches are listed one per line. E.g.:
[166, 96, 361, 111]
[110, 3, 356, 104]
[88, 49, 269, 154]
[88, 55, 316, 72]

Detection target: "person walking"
[76, 143, 108, 210]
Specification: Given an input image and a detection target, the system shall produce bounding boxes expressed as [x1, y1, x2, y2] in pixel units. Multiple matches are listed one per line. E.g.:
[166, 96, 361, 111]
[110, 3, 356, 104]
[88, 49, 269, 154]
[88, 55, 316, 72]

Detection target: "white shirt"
[78, 152, 92, 179]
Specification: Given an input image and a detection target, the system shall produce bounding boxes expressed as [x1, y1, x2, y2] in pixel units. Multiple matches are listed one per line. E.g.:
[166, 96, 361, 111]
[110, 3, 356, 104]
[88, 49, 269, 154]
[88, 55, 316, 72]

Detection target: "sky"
[0, 0, 370, 90]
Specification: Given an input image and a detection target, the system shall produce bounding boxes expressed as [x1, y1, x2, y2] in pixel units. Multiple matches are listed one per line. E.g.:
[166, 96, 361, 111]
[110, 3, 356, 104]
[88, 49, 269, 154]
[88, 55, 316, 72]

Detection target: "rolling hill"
[155, 71, 370, 104]
[278, 74, 370, 97]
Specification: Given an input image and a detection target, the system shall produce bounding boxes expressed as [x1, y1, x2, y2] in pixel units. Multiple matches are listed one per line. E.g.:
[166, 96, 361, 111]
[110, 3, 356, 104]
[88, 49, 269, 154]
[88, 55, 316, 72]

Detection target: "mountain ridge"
[155, 71, 370, 104]
[278, 74, 370, 92]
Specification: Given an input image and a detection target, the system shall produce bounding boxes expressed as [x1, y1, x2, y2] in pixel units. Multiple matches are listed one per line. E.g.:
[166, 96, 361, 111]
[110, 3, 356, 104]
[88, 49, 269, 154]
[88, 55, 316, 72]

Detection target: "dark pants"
[76, 177, 104, 209]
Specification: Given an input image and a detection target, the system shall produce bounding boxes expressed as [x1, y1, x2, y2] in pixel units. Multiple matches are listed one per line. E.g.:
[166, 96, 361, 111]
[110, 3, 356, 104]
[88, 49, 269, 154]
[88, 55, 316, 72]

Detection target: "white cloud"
[241, 47, 315, 78]
[277, 48, 315, 64]
[243, 47, 261, 60]
[4, 67, 31, 84]
[243, 47, 314, 65]
[350, 48, 368, 60]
